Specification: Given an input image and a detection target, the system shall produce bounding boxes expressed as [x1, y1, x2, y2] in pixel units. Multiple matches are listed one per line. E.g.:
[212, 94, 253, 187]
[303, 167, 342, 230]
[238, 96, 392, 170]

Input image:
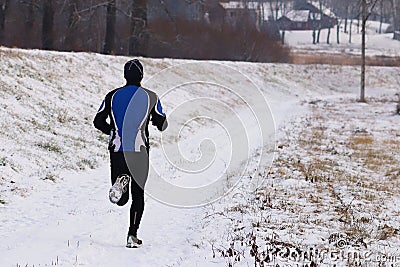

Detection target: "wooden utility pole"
[360, 0, 366, 102]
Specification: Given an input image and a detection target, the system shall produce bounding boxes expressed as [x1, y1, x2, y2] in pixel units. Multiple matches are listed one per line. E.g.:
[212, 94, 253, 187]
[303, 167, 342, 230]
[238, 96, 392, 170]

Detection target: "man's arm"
[93, 97, 112, 135]
[151, 97, 168, 131]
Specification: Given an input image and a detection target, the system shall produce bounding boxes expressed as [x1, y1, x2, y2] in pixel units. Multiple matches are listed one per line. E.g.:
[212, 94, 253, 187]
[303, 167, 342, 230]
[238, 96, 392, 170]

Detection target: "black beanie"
[124, 59, 143, 85]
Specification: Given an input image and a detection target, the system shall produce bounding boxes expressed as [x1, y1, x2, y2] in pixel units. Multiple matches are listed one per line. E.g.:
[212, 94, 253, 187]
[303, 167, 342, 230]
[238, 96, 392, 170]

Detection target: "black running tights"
[110, 151, 149, 236]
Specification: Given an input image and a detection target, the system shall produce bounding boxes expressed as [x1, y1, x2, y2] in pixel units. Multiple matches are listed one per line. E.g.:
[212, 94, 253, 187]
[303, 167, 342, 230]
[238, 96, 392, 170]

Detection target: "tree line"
[0, 0, 148, 56]
[0, 0, 398, 61]
[270, 0, 400, 44]
[328, 0, 400, 41]
[0, 0, 290, 62]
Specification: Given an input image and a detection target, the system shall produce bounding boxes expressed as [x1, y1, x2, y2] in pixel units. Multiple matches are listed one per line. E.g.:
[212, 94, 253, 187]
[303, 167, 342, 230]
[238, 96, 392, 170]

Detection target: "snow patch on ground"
[284, 20, 400, 57]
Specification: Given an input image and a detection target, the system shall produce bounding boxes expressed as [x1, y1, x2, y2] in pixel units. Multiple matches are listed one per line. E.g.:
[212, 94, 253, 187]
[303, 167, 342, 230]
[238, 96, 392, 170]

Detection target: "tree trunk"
[327, 27, 331, 44]
[316, 0, 323, 44]
[24, 0, 35, 46]
[390, 0, 398, 39]
[0, 0, 9, 43]
[312, 29, 316, 44]
[317, 29, 321, 43]
[379, 0, 383, 34]
[337, 23, 340, 44]
[360, 0, 366, 103]
[344, 4, 349, 33]
[65, 0, 80, 50]
[269, 0, 275, 20]
[349, 19, 353, 43]
[103, 0, 116, 54]
[42, 0, 54, 50]
[129, 0, 147, 56]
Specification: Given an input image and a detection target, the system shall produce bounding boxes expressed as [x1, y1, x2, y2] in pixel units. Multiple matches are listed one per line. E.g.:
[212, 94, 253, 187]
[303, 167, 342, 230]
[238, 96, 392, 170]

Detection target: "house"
[218, 1, 285, 36]
[277, 1, 336, 31]
[278, 10, 312, 30]
[219, 1, 260, 27]
[219, 1, 289, 26]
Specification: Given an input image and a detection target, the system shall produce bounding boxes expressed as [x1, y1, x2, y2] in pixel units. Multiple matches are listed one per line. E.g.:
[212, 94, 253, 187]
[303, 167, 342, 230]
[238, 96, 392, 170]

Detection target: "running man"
[93, 59, 168, 248]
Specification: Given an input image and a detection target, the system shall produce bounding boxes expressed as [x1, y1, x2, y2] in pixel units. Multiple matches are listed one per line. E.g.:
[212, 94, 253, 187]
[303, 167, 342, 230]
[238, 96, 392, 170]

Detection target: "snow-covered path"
[0, 165, 208, 266]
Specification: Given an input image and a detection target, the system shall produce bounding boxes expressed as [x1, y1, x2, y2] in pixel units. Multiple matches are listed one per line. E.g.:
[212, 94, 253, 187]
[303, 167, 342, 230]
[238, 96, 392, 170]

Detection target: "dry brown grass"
[376, 224, 399, 240]
[385, 168, 400, 179]
[0, 48, 23, 60]
[382, 139, 400, 147]
[349, 134, 398, 174]
[290, 52, 400, 67]
[350, 134, 374, 147]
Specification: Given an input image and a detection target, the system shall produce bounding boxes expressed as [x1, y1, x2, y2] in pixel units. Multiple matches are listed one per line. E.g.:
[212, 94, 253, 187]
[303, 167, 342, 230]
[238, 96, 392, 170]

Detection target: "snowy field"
[284, 20, 400, 57]
[0, 47, 399, 266]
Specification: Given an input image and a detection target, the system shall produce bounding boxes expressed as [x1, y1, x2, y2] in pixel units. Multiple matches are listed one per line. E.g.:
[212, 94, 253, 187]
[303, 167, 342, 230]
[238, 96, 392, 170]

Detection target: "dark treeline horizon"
[0, 0, 291, 63]
[2, 0, 396, 62]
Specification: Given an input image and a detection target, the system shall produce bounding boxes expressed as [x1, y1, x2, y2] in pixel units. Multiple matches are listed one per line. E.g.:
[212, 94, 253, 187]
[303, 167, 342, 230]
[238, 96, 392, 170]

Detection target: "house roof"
[219, 1, 335, 22]
[219, 1, 284, 21]
[307, 1, 336, 17]
[219, 1, 260, 10]
[285, 10, 310, 22]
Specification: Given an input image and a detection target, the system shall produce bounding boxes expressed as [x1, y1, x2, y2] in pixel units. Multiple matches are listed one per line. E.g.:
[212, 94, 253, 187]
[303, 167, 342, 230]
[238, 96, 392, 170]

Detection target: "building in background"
[277, 1, 337, 31]
[217, 1, 336, 32]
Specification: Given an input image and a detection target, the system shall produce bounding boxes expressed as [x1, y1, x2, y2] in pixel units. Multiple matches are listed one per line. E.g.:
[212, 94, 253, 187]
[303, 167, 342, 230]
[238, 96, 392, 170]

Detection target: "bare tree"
[311, 11, 318, 44]
[316, 0, 322, 43]
[65, 0, 80, 50]
[42, 0, 54, 50]
[25, 0, 37, 45]
[360, 0, 379, 102]
[360, 0, 366, 102]
[103, 0, 116, 54]
[349, 16, 353, 42]
[379, 0, 384, 33]
[326, 6, 332, 44]
[344, 3, 349, 33]
[336, 18, 341, 44]
[332, 0, 350, 43]
[389, 0, 399, 39]
[347, 0, 360, 43]
[0, 0, 9, 43]
[129, 0, 147, 56]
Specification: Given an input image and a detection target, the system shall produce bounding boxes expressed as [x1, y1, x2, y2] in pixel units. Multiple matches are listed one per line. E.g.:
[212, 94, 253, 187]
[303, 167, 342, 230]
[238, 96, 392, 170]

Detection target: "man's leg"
[128, 180, 145, 236]
[126, 150, 149, 236]
[110, 152, 130, 206]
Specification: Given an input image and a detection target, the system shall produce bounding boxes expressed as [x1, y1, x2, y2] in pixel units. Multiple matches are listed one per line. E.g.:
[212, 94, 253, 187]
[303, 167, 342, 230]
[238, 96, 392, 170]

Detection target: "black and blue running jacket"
[94, 85, 168, 152]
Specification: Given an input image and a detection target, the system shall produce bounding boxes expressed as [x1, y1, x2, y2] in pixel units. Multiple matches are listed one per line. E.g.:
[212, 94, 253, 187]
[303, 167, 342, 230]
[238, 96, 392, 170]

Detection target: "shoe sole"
[126, 243, 142, 248]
